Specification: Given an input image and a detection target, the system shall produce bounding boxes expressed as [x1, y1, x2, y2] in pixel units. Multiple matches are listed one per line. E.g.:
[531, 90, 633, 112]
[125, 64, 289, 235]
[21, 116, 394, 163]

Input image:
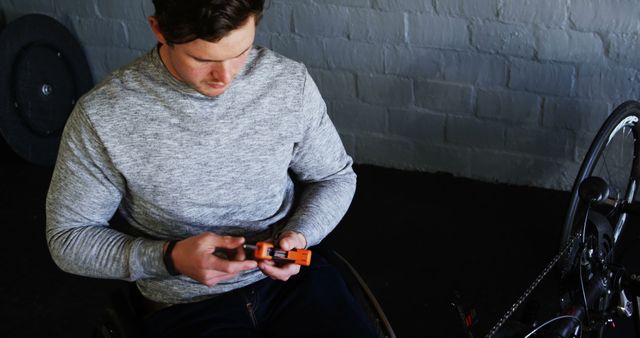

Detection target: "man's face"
[151, 16, 256, 97]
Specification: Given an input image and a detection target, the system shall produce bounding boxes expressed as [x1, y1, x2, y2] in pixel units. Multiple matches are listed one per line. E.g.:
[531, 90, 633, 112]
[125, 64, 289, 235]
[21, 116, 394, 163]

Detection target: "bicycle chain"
[484, 231, 582, 338]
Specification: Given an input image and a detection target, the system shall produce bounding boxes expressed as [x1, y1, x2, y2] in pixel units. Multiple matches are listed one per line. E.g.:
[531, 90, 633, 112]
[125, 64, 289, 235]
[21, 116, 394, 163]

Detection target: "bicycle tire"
[560, 100, 640, 279]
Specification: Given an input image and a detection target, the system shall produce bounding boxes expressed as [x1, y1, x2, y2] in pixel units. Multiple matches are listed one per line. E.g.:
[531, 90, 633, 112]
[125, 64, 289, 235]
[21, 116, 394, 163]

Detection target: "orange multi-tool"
[243, 241, 312, 266]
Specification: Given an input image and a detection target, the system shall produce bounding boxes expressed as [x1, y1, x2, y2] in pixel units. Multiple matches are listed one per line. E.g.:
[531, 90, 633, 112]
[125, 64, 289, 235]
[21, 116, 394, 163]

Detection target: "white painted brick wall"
[500, 0, 569, 27]
[471, 22, 536, 58]
[408, 14, 469, 50]
[440, 51, 508, 87]
[388, 109, 445, 143]
[2, 0, 639, 190]
[415, 80, 473, 115]
[536, 29, 604, 63]
[446, 116, 505, 149]
[435, 0, 498, 19]
[477, 90, 541, 124]
[607, 33, 640, 68]
[508, 60, 575, 96]
[356, 74, 413, 107]
[331, 101, 386, 135]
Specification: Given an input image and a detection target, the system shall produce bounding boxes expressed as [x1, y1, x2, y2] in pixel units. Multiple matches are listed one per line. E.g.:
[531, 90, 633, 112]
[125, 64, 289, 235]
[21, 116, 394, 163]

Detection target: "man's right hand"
[166, 232, 258, 287]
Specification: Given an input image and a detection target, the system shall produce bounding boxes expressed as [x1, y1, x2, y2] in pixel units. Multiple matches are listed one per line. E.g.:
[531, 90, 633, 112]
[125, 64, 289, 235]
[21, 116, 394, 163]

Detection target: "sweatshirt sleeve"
[45, 104, 169, 281]
[281, 70, 357, 247]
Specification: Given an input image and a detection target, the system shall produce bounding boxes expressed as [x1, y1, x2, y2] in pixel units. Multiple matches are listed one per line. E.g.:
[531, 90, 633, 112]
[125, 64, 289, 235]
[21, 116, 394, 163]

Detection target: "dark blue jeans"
[143, 254, 378, 337]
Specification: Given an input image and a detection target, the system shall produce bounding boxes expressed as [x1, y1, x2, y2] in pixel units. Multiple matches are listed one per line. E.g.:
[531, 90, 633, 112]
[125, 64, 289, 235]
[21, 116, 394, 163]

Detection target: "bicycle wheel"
[560, 100, 640, 278]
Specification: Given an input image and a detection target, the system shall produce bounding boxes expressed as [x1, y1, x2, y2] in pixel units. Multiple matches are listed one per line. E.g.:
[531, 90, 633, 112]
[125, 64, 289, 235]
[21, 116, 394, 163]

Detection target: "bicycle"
[483, 101, 640, 338]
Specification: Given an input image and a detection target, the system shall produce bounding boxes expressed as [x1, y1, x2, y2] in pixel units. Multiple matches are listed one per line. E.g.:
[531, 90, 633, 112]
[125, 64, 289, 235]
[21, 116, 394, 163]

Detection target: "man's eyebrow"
[189, 45, 252, 62]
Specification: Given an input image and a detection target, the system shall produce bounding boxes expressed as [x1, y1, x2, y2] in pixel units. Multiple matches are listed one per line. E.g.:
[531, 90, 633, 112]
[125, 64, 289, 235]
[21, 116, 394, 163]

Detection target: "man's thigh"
[256, 253, 378, 338]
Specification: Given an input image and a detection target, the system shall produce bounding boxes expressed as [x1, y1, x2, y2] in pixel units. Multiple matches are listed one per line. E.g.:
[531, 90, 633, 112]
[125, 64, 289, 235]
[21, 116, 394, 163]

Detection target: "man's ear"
[148, 16, 168, 45]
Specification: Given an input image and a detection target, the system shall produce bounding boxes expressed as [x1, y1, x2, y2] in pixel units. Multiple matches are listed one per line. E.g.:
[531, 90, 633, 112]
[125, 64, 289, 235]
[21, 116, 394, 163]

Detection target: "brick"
[353, 134, 471, 175]
[337, 132, 356, 157]
[467, 150, 530, 185]
[142, 0, 154, 16]
[546, 161, 579, 190]
[260, 1, 292, 34]
[408, 14, 469, 50]
[85, 46, 145, 81]
[570, 1, 640, 34]
[435, 0, 498, 20]
[468, 150, 576, 190]
[471, 21, 535, 58]
[96, 0, 145, 21]
[575, 65, 640, 100]
[357, 74, 413, 107]
[477, 89, 541, 125]
[505, 127, 574, 159]
[415, 80, 473, 115]
[575, 131, 594, 154]
[254, 31, 271, 49]
[446, 116, 505, 149]
[70, 17, 128, 48]
[440, 51, 507, 86]
[8, 0, 54, 14]
[384, 46, 441, 79]
[331, 101, 387, 134]
[542, 98, 609, 132]
[537, 29, 604, 63]
[411, 142, 471, 176]
[271, 35, 326, 68]
[607, 33, 640, 68]
[388, 109, 446, 143]
[308, 68, 356, 100]
[354, 135, 416, 168]
[372, 0, 433, 13]
[47, 13, 74, 34]
[53, 0, 97, 17]
[293, 4, 349, 38]
[321, 0, 371, 8]
[125, 20, 155, 50]
[325, 39, 384, 73]
[500, 0, 569, 27]
[349, 8, 404, 43]
[509, 59, 575, 96]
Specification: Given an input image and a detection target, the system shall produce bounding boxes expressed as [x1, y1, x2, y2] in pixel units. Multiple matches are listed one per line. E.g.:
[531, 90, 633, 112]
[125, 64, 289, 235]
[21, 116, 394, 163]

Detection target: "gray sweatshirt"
[45, 46, 356, 304]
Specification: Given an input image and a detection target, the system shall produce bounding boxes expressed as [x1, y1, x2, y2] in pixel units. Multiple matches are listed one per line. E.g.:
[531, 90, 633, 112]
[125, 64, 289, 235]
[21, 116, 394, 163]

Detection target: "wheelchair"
[94, 245, 396, 338]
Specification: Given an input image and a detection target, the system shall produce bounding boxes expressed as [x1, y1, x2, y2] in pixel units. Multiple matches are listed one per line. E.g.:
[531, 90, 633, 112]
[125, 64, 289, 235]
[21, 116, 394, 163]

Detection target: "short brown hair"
[152, 0, 265, 45]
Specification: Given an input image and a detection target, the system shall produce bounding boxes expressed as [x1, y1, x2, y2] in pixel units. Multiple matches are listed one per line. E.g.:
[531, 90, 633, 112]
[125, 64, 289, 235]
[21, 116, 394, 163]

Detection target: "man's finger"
[278, 231, 306, 251]
[228, 247, 247, 261]
[259, 260, 300, 281]
[203, 272, 240, 287]
[211, 235, 246, 249]
[279, 237, 294, 251]
[208, 253, 257, 273]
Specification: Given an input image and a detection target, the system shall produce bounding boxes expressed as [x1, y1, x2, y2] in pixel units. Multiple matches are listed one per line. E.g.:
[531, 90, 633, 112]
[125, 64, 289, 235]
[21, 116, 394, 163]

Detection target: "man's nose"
[210, 61, 232, 84]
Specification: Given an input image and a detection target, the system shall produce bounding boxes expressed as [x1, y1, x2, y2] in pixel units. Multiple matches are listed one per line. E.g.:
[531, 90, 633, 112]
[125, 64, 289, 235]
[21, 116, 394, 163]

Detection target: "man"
[46, 0, 376, 336]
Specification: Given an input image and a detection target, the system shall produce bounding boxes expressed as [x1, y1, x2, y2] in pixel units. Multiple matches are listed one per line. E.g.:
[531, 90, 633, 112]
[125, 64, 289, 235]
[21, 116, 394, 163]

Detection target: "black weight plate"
[0, 14, 93, 166]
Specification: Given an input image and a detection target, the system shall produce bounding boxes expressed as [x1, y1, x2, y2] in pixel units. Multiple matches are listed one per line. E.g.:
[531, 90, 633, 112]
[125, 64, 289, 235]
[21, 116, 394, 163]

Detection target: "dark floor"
[1, 151, 639, 337]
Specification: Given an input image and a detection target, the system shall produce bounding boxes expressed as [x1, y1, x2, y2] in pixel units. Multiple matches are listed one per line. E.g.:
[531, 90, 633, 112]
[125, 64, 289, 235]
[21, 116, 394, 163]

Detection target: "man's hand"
[167, 232, 258, 287]
[258, 231, 307, 281]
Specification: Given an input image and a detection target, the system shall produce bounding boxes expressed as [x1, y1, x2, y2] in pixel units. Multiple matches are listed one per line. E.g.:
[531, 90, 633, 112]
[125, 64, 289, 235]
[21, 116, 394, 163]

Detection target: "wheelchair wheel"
[560, 100, 640, 279]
